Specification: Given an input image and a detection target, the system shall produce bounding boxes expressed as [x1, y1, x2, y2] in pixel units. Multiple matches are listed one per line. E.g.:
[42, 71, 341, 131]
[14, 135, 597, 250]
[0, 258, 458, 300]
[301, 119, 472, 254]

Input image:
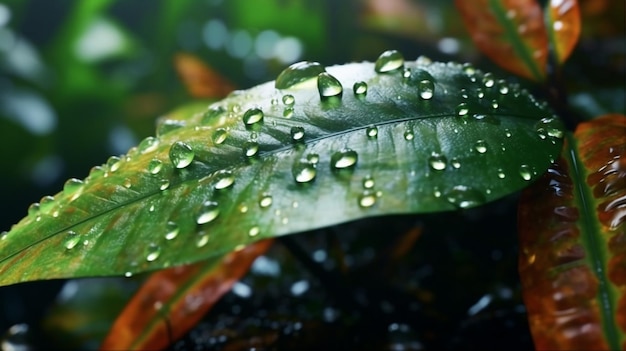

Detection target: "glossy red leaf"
[456, 0, 548, 81]
[545, 0, 581, 65]
[518, 114, 626, 350]
[100, 239, 273, 350]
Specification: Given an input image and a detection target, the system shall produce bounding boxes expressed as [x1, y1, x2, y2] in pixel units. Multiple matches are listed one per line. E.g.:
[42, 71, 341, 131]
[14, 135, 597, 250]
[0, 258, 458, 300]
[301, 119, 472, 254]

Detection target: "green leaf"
[0, 54, 564, 285]
[518, 114, 626, 350]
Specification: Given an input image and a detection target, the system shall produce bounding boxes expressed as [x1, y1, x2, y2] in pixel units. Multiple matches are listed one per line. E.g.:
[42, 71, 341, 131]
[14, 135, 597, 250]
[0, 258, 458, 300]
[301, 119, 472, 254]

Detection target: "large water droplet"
[353, 81, 367, 96]
[331, 148, 358, 169]
[214, 170, 235, 190]
[157, 120, 186, 136]
[474, 140, 488, 154]
[148, 159, 163, 174]
[63, 178, 84, 197]
[259, 193, 273, 208]
[444, 185, 486, 209]
[375, 50, 404, 73]
[317, 72, 343, 99]
[197, 201, 220, 224]
[145, 243, 161, 262]
[290, 126, 305, 142]
[366, 125, 378, 138]
[292, 159, 317, 183]
[282, 94, 295, 106]
[243, 108, 264, 128]
[275, 61, 326, 89]
[519, 165, 532, 181]
[169, 141, 194, 169]
[165, 221, 179, 240]
[64, 230, 80, 250]
[244, 141, 259, 157]
[428, 153, 447, 171]
[212, 128, 228, 144]
[138, 136, 160, 154]
[107, 156, 122, 172]
[419, 79, 435, 100]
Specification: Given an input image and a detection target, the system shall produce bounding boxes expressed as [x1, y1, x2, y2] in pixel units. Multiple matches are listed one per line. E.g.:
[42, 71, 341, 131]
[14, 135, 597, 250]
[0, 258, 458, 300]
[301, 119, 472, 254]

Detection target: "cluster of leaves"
[0, 0, 624, 350]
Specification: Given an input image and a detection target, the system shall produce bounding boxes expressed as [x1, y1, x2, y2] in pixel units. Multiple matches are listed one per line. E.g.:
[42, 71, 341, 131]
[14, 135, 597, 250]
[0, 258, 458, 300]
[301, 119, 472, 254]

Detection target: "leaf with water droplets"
[544, 0, 581, 65]
[0, 55, 563, 285]
[518, 114, 626, 350]
[456, 0, 548, 81]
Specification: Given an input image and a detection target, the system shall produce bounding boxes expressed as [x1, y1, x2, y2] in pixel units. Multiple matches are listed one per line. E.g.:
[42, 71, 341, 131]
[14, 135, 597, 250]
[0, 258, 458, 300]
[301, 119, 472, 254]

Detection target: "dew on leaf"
[444, 185, 486, 209]
[497, 169, 506, 179]
[482, 73, 495, 88]
[107, 156, 122, 172]
[214, 170, 235, 190]
[169, 141, 194, 169]
[456, 103, 469, 117]
[366, 125, 378, 138]
[462, 63, 476, 75]
[27, 203, 40, 217]
[248, 226, 260, 237]
[212, 128, 229, 144]
[362, 175, 375, 189]
[63, 178, 83, 196]
[259, 193, 273, 208]
[403, 130, 414, 141]
[243, 108, 264, 127]
[275, 61, 326, 89]
[292, 159, 317, 183]
[317, 72, 343, 99]
[282, 94, 295, 106]
[535, 117, 564, 140]
[39, 196, 55, 215]
[145, 243, 161, 262]
[244, 141, 259, 157]
[451, 158, 461, 169]
[196, 233, 209, 248]
[64, 231, 80, 250]
[123, 178, 132, 188]
[306, 153, 319, 164]
[196, 201, 220, 224]
[474, 140, 488, 154]
[202, 105, 226, 123]
[165, 221, 179, 240]
[353, 81, 367, 96]
[402, 68, 411, 79]
[148, 159, 163, 175]
[416, 55, 432, 66]
[428, 153, 447, 171]
[283, 108, 294, 118]
[290, 126, 305, 142]
[138, 136, 160, 154]
[498, 81, 509, 94]
[418, 79, 435, 100]
[331, 148, 358, 169]
[375, 50, 404, 73]
[159, 179, 170, 191]
[358, 191, 377, 208]
[519, 165, 532, 181]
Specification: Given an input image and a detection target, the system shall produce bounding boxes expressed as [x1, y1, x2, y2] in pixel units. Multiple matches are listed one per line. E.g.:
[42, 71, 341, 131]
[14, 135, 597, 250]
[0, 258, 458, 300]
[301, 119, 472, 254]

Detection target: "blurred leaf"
[518, 114, 626, 350]
[100, 239, 272, 351]
[455, 0, 548, 81]
[544, 0, 581, 65]
[0, 57, 563, 285]
[174, 53, 235, 99]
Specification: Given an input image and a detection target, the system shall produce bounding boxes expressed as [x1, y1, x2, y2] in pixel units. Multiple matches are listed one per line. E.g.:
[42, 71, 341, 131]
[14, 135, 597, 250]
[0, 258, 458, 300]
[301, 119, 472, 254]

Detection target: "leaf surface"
[456, 0, 548, 81]
[518, 114, 626, 350]
[544, 0, 581, 65]
[0, 56, 564, 285]
[100, 239, 272, 350]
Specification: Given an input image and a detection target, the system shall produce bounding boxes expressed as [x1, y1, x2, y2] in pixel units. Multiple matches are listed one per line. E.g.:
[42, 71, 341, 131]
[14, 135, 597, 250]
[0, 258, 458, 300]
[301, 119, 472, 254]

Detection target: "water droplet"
[275, 61, 326, 89]
[419, 79, 435, 100]
[483, 73, 495, 88]
[145, 243, 161, 262]
[504, 129, 512, 138]
[402, 68, 411, 79]
[519, 165, 532, 181]
[358, 191, 377, 208]
[202, 105, 226, 123]
[306, 153, 320, 164]
[244, 141, 259, 157]
[535, 117, 564, 140]
[331, 148, 358, 169]
[499, 81, 509, 94]
[444, 185, 486, 209]
[107, 156, 122, 172]
[138, 136, 160, 154]
[497, 169, 506, 179]
[366, 125, 378, 138]
[456, 103, 469, 117]
[362, 175, 375, 189]
[165, 221, 179, 240]
[416, 55, 432, 66]
[292, 159, 317, 183]
[214, 170, 235, 190]
[474, 140, 488, 153]
[64, 231, 80, 250]
[123, 178, 132, 188]
[159, 179, 170, 191]
[283, 108, 294, 118]
[491, 100, 499, 109]
[157, 120, 186, 136]
[462, 63, 476, 75]
[212, 128, 228, 144]
[353, 81, 367, 96]
[428, 153, 447, 171]
[243, 108, 264, 128]
[63, 178, 83, 197]
[39, 196, 55, 215]
[476, 88, 485, 99]
[317, 72, 343, 99]
[403, 130, 414, 141]
[259, 193, 273, 208]
[451, 158, 461, 169]
[375, 50, 404, 73]
[282, 94, 295, 106]
[290, 126, 305, 142]
[148, 159, 163, 174]
[169, 141, 194, 169]
[197, 201, 220, 224]
[196, 233, 209, 248]
[248, 226, 260, 237]
[28, 203, 40, 217]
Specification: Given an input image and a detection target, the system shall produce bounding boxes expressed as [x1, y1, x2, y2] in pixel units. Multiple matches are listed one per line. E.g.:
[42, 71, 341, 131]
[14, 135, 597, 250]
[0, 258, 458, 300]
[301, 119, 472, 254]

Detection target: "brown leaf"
[174, 53, 235, 98]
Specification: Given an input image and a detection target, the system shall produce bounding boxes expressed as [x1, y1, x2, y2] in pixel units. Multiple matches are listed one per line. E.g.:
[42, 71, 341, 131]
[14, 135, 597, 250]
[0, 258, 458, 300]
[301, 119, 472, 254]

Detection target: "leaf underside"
[0, 57, 563, 285]
[518, 114, 626, 350]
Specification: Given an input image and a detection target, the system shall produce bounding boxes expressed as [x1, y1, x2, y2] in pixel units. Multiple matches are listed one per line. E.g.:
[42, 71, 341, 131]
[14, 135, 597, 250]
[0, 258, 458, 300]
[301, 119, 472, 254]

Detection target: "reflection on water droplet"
[148, 159, 163, 174]
[290, 126, 305, 142]
[363, 175, 375, 189]
[213, 170, 235, 190]
[535, 117, 564, 140]
[28, 203, 40, 216]
[402, 68, 411, 79]
[358, 191, 377, 208]
[169, 141, 194, 169]
[292, 159, 317, 183]
[483, 73, 495, 88]
[462, 63, 476, 75]
[456, 103, 469, 116]
[404, 130, 414, 141]
[39, 196, 55, 215]
[419, 79, 434, 100]
[146, 243, 161, 262]
[64, 231, 80, 250]
[243, 108, 264, 128]
[212, 128, 228, 144]
[353, 81, 367, 96]
[444, 185, 486, 209]
[366, 125, 378, 138]
[248, 226, 260, 237]
[123, 178, 132, 188]
[244, 141, 259, 157]
[474, 140, 488, 154]
[63, 178, 84, 197]
[331, 148, 358, 169]
[196, 232, 209, 248]
[159, 179, 170, 190]
[497, 169, 506, 179]
[259, 193, 273, 208]
[282, 94, 295, 106]
[375, 50, 404, 73]
[275, 61, 326, 89]
[428, 153, 447, 171]
[197, 201, 220, 224]
[451, 158, 461, 169]
[317, 72, 343, 99]
[165, 221, 179, 240]
[107, 156, 122, 172]
[519, 165, 532, 181]
[283, 108, 294, 118]
[138, 136, 160, 154]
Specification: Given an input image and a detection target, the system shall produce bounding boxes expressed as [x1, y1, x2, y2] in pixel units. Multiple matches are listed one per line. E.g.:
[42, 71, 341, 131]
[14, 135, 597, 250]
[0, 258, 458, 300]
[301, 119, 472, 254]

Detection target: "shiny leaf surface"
[0, 56, 563, 285]
[545, 0, 581, 65]
[456, 0, 548, 81]
[518, 114, 626, 350]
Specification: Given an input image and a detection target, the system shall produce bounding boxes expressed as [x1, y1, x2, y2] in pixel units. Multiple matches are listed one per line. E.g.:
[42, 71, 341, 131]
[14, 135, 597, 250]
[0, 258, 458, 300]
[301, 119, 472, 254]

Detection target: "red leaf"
[545, 0, 581, 65]
[174, 53, 235, 98]
[456, 0, 548, 81]
[100, 239, 273, 350]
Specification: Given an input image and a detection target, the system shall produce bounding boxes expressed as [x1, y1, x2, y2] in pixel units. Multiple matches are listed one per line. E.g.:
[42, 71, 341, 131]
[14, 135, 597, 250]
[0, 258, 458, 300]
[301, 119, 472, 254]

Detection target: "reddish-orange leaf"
[518, 114, 626, 350]
[100, 239, 273, 350]
[456, 0, 548, 81]
[545, 0, 581, 65]
[174, 53, 235, 98]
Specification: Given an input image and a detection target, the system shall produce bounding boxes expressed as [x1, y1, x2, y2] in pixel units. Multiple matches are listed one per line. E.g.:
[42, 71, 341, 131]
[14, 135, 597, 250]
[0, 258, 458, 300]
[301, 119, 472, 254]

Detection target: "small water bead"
[244, 141, 259, 157]
[248, 226, 260, 237]
[145, 243, 161, 262]
[418, 79, 435, 100]
[317, 72, 343, 99]
[402, 68, 412, 79]
[159, 179, 170, 191]
[476, 88, 485, 99]
[214, 170, 235, 190]
[165, 221, 179, 240]
[157, 120, 186, 136]
[0, 231, 8, 240]
[212, 128, 229, 144]
[306, 153, 320, 164]
[498, 80, 509, 94]
[28, 203, 40, 217]
[403, 130, 414, 141]
[444, 185, 486, 209]
[331, 148, 358, 169]
[39, 196, 56, 214]
[497, 169, 506, 179]
[239, 204, 249, 213]
[243, 108, 264, 127]
[491, 100, 499, 109]
[535, 117, 564, 139]
[462, 63, 476, 75]
[196, 233, 210, 248]
[482, 73, 495, 88]
[282, 94, 295, 106]
[428, 153, 447, 171]
[292, 159, 317, 183]
[283, 108, 294, 118]
[456, 103, 469, 116]
[64, 230, 80, 250]
[519, 165, 532, 181]
[203, 105, 226, 122]
[505, 129, 512, 138]
[138, 136, 160, 154]
[290, 126, 305, 142]
[474, 140, 488, 154]
[366, 125, 378, 138]
[148, 159, 163, 175]
[107, 156, 123, 172]
[63, 178, 84, 196]
[275, 61, 326, 89]
[362, 175, 375, 189]
[451, 158, 461, 169]
[353, 81, 368, 96]
[415, 55, 432, 66]
[259, 193, 273, 208]
[358, 191, 377, 208]
[197, 201, 220, 224]
[375, 50, 404, 73]
[123, 178, 132, 188]
[169, 141, 195, 169]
